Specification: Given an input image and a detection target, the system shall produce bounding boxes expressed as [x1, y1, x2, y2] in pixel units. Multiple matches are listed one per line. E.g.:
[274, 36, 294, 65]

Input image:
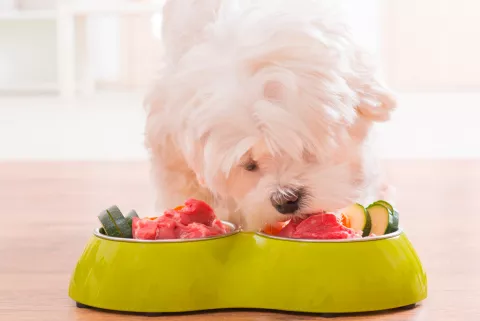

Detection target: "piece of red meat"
[277, 218, 302, 238]
[164, 198, 216, 227]
[132, 199, 228, 240]
[132, 217, 158, 240]
[175, 222, 223, 239]
[293, 230, 357, 240]
[154, 216, 177, 239]
[291, 213, 360, 239]
[179, 198, 216, 226]
[164, 208, 191, 225]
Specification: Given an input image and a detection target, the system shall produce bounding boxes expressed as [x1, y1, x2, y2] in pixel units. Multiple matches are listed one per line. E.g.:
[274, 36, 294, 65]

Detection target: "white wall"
[383, 0, 480, 92]
[340, 0, 381, 56]
[3, 0, 480, 93]
[0, 20, 57, 90]
[0, 0, 381, 93]
[16, 0, 56, 10]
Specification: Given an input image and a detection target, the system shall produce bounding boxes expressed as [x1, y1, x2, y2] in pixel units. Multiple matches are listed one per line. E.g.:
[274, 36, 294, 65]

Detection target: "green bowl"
[68, 223, 427, 314]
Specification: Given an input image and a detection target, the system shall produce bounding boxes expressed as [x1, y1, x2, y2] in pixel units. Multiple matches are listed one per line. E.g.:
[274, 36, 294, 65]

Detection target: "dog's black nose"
[274, 200, 299, 214]
[271, 193, 300, 214]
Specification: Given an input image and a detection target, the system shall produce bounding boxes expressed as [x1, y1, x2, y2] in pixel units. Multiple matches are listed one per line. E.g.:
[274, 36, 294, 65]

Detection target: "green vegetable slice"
[125, 210, 139, 228]
[343, 203, 372, 236]
[366, 204, 399, 235]
[97, 205, 132, 238]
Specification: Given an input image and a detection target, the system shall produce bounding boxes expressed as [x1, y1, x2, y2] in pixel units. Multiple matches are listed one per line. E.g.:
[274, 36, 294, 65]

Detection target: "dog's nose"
[271, 193, 300, 214]
[274, 200, 299, 214]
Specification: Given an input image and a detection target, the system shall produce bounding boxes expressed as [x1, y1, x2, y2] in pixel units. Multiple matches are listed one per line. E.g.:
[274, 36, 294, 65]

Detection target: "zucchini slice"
[366, 204, 399, 235]
[373, 200, 394, 212]
[372, 200, 399, 234]
[343, 203, 371, 237]
[107, 206, 132, 238]
[97, 205, 133, 238]
[98, 209, 121, 237]
[386, 209, 399, 234]
[125, 210, 140, 228]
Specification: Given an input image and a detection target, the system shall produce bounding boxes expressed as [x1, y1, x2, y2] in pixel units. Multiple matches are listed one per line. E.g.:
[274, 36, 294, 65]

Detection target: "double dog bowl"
[69, 222, 427, 315]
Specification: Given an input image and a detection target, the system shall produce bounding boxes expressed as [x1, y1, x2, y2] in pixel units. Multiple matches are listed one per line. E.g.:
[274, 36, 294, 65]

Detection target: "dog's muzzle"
[270, 188, 303, 214]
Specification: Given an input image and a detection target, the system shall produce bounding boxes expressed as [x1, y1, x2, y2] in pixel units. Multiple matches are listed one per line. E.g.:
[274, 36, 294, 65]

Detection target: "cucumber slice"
[372, 201, 399, 234]
[373, 200, 394, 212]
[386, 209, 399, 234]
[107, 206, 133, 238]
[343, 203, 371, 237]
[97, 206, 133, 238]
[125, 210, 139, 228]
[366, 204, 398, 235]
[98, 210, 121, 237]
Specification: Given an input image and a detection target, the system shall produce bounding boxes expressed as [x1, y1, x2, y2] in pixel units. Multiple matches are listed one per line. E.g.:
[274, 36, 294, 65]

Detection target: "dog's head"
[147, 0, 396, 229]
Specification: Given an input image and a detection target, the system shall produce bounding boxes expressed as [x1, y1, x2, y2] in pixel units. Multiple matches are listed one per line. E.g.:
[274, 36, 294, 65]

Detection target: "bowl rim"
[93, 221, 239, 243]
[255, 228, 403, 243]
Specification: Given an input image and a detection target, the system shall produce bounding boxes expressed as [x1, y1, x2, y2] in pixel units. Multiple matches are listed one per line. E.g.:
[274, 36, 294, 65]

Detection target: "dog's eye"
[244, 161, 259, 172]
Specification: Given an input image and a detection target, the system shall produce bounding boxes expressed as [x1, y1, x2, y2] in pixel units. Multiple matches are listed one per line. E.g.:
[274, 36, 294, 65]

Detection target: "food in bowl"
[97, 198, 229, 240]
[277, 212, 361, 239]
[97, 206, 139, 238]
[97, 198, 398, 241]
[262, 200, 399, 239]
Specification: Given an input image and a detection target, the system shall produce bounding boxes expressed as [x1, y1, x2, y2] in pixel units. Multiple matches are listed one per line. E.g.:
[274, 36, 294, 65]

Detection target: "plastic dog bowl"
[68, 222, 427, 314]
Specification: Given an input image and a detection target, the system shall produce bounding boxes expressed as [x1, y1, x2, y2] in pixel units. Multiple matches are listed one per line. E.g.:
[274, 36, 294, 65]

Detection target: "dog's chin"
[238, 205, 331, 231]
[286, 208, 334, 222]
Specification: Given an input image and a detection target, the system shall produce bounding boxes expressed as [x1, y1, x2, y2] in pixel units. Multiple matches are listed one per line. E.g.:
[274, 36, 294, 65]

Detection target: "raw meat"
[269, 213, 361, 240]
[180, 198, 217, 226]
[154, 216, 177, 239]
[132, 217, 158, 240]
[132, 199, 228, 240]
[175, 223, 222, 239]
[277, 219, 301, 238]
[163, 198, 216, 226]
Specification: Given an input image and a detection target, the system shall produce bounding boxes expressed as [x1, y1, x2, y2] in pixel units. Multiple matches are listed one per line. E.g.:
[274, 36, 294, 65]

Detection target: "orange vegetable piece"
[263, 221, 289, 235]
[340, 213, 351, 228]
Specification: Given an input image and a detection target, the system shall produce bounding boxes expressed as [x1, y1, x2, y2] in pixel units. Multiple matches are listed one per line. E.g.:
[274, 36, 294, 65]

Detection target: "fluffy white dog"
[144, 0, 396, 230]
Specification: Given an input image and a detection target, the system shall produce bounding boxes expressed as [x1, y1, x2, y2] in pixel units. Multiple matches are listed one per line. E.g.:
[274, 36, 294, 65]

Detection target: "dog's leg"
[149, 144, 214, 214]
[150, 151, 239, 225]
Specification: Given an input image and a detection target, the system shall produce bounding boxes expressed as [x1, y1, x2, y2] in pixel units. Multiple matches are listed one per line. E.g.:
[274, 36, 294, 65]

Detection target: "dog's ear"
[348, 48, 397, 122]
[356, 79, 397, 122]
[349, 76, 397, 141]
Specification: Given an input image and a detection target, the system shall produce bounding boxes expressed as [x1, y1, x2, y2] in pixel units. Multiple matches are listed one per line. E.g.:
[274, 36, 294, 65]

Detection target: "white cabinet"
[0, 0, 163, 98]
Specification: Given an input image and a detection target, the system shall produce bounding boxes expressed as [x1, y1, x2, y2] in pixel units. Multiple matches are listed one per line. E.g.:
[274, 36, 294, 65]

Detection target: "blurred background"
[0, 0, 479, 161]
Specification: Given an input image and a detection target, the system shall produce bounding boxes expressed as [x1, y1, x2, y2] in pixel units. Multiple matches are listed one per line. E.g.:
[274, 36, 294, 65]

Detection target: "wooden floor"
[1, 160, 479, 321]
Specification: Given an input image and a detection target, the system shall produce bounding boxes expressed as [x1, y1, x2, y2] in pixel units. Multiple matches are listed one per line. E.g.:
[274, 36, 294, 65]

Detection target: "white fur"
[145, 0, 396, 230]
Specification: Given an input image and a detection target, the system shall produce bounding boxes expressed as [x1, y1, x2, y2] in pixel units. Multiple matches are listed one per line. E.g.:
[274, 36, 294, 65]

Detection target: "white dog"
[144, 0, 396, 230]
